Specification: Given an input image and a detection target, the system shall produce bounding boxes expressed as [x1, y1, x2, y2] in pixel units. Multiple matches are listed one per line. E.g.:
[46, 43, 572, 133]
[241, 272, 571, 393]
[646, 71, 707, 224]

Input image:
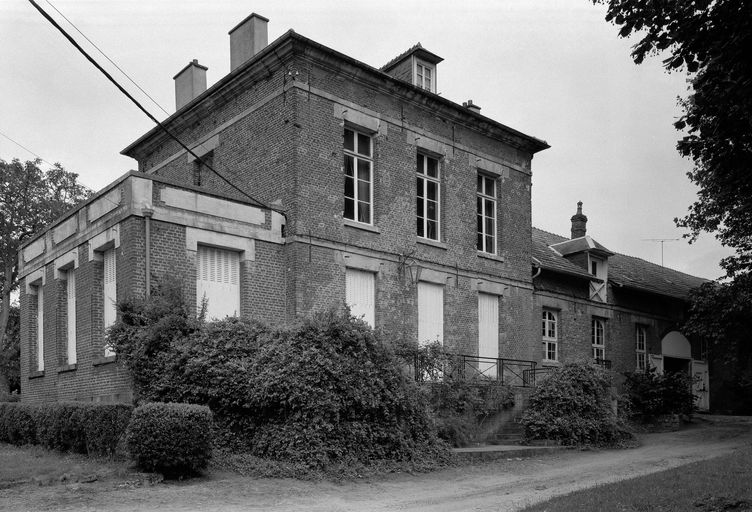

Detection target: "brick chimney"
[174, 59, 208, 110]
[463, 100, 481, 114]
[229, 13, 269, 71]
[571, 201, 588, 239]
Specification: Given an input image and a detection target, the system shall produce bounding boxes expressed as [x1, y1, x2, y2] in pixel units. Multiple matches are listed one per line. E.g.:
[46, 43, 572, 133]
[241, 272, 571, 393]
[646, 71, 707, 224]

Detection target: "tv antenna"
[641, 238, 680, 266]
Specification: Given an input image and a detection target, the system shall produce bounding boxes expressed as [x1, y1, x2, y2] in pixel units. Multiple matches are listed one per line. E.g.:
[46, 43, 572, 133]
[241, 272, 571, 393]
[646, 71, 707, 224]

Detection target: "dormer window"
[381, 43, 443, 94]
[415, 60, 435, 92]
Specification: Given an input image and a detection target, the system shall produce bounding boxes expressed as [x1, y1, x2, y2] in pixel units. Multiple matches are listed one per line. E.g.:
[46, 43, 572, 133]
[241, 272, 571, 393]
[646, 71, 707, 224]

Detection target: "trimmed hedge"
[0, 402, 132, 456]
[125, 402, 213, 476]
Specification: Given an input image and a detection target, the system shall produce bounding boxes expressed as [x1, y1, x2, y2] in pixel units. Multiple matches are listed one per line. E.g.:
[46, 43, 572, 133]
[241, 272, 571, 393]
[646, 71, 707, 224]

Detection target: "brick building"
[17, 14, 709, 408]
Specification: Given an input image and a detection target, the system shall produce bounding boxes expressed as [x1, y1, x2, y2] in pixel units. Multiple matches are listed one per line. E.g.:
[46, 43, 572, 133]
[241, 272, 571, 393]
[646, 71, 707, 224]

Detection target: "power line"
[0, 129, 55, 166]
[44, 0, 171, 117]
[28, 0, 279, 215]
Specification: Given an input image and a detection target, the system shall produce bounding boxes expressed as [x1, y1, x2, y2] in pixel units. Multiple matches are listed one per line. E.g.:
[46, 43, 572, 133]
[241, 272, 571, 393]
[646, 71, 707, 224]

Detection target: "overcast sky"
[0, 0, 733, 280]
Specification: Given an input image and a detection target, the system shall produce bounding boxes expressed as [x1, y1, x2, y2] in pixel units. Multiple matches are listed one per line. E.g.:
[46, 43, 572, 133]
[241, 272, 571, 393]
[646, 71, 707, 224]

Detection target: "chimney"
[571, 201, 588, 239]
[464, 100, 481, 114]
[174, 59, 208, 110]
[229, 13, 269, 71]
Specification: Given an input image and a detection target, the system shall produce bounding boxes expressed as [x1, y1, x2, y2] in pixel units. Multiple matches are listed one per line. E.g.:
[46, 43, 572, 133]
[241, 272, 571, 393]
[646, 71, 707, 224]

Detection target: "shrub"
[622, 367, 697, 421]
[0, 403, 37, 445]
[521, 362, 628, 446]
[126, 402, 213, 476]
[84, 404, 133, 456]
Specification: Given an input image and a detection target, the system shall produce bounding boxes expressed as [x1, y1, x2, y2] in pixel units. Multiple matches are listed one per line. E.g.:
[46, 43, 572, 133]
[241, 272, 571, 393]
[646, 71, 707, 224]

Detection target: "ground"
[1, 416, 750, 511]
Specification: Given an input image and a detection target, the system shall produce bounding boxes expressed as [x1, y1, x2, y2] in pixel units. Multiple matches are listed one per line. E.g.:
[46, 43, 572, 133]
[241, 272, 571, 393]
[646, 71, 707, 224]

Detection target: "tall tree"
[0, 158, 91, 395]
[593, 0, 752, 277]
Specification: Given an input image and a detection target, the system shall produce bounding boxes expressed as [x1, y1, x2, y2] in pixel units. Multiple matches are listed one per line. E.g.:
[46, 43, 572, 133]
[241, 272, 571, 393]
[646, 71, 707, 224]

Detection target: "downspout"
[143, 208, 153, 297]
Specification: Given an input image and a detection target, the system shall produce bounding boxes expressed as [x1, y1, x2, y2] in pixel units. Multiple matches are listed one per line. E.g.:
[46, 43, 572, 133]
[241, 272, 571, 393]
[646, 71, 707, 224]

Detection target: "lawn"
[522, 444, 752, 512]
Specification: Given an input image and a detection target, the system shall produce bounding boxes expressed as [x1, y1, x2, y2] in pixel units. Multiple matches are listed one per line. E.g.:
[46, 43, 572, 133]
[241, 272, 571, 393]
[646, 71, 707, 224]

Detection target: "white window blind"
[103, 248, 117, 356]
[345, 268, 375, 327]
[418, 282, 443, 345]
[36, 287, 44, 371]
[66, 269, 77, 364]
[197, 245, 240, 320]
[478, 293, 499, 377]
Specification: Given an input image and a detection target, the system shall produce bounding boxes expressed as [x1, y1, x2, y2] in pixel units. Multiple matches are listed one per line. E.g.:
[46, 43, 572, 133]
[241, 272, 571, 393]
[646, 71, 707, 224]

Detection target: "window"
[415, 60, 435, 92]
[36, 285, 44, 371]
[103, 248, 117, 356]
[418, 282, 443, 344]
[477, 174, 496, 254]
[636, 325, 647, 371]
[542, 310, 558, 361]
[345, 268, 375, 327]
[193, 151, 213, 186]
[478, 293, 499, 377]
[65, 269, 77, 365]
[592, 318, 605, 360]
[417, 153, 440, 240]
[197, 245, 240, 320]
[344, 128, 373, 224]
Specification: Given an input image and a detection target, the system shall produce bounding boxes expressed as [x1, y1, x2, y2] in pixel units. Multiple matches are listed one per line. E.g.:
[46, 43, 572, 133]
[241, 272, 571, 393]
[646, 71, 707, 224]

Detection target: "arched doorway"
[650, 331, 709, 411]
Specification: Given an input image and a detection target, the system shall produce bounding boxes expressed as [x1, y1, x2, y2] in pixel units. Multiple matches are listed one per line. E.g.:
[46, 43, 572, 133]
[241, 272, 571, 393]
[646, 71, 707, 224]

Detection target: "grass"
[522, 444, 752, 512]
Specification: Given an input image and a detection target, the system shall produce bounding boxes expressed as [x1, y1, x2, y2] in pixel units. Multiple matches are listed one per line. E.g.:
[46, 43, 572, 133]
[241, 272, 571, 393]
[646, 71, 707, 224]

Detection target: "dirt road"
[2, 416, 751, 512]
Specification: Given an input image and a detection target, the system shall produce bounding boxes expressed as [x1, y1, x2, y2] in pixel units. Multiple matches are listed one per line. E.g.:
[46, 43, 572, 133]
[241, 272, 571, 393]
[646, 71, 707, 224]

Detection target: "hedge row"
[0, 402, 132, 456]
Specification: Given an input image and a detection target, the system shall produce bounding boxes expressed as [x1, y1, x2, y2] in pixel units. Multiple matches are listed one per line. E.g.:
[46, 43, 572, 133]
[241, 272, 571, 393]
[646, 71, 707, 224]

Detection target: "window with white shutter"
[66, 269, 77, 364]
[197, 245, 240, 320]
[478, 293, 499, 376]
[345, 268, 375, 327]
[36, 286, 44, 371]
[103, 248, 117, 356]
[418, 282, 443, 345]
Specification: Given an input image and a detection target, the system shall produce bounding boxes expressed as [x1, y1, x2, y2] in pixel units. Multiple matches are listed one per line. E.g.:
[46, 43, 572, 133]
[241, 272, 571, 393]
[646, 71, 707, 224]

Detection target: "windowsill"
[92, 355, 117, 367]
[343, 219, 380, 234]
[57, 363, 77, 374]
[541, 359, 560, 367]
[417, 237, 447, 250]
[29, 370, 45, 379]
[478, 251, 505, 263]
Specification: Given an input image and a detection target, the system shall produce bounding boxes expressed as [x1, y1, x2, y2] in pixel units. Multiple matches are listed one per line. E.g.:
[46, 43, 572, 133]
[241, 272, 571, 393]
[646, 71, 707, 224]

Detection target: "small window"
[636, 325, 647, 372]
[477, 174, 497, 254]
[417, 153, 440, 241]
[592, 318, 605, 361]
[415, 60, 435, 92]
[344, 128, 373, 224]
[591, 260, 598, 276]
[542, 310, 558, 361]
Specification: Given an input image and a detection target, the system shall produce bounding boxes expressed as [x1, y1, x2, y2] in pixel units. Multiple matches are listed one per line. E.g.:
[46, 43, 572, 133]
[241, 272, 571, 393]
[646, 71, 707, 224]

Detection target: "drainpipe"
[143, 208, 154, 297]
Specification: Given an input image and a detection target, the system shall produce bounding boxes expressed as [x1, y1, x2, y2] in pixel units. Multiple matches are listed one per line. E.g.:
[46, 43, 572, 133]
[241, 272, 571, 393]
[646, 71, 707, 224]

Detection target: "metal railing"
[594, 358, 612, 369]
[413, 353, 539, 387]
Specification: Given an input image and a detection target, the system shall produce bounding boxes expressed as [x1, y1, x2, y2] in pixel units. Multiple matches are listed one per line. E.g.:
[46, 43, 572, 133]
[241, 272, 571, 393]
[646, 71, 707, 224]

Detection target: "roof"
[381, 42, 444, 71]
[549, 235, 614, 257]
[532, 227, 707, 300]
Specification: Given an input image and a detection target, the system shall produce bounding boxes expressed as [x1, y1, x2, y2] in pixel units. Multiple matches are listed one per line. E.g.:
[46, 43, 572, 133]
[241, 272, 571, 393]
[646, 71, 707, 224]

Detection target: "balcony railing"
[413, 353, 539, 387]
[594, 358, 612, 369]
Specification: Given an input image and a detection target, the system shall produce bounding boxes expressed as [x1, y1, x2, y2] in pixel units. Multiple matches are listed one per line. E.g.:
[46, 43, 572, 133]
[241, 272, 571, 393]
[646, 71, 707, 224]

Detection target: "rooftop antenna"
[641, 238, 680, 266]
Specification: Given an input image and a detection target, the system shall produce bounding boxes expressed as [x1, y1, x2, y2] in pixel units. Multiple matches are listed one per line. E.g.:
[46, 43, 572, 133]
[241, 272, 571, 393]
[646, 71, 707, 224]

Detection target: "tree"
[593, 1, 752, 277]
[0, 305, 20, 397]
[0, 158, 91, 395]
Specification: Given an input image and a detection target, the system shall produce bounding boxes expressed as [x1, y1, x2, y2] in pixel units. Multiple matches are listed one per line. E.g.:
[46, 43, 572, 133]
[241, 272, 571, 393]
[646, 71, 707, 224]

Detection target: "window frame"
[636, 325, 647, 372]
[416, 152, 441, 241]
[343, 127, 374, 226]
[476, 173, 497, 254]
[414, 59, 435, 92]
[541, 309, 558, 362]
[591, 317, 605, 360]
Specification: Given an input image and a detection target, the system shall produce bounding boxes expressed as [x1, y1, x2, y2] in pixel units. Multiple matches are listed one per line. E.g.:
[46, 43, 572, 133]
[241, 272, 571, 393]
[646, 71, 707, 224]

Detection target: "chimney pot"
[570, 201, 588, 239]
[466, 99, 481, 114]
[173, 59, 208, 111]
[229, 13, 269, 71]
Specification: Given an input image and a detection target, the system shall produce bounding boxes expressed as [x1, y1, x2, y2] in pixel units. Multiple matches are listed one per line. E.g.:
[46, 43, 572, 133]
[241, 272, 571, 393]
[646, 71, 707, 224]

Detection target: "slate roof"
[532, 227, 707, 300]
[549, 235, 614, 257]
[380, 42, 444, 71]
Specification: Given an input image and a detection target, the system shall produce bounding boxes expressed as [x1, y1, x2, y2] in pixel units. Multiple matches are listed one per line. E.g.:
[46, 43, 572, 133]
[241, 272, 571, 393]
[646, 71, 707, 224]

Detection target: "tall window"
[542, 310, 558, 361]
[344, 128, 373, 224]
[636, 325, 647, 371]
[417, 153, 440, 240]
[418, 282, 443, 344]
[103, 248, 117, 356]
[36, 285, 44, 371]
[415, 61, 434, 92]
[592, 318, 605, 360]
[66, 269, 77, 365]
[477, 174, 496, 254]
[197, 245, 240, 321]
[345, 268, 375, 327]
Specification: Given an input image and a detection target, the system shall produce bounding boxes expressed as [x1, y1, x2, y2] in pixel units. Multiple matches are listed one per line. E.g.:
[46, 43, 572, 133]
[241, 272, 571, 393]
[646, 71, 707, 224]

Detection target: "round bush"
[126, 402, 213, 476]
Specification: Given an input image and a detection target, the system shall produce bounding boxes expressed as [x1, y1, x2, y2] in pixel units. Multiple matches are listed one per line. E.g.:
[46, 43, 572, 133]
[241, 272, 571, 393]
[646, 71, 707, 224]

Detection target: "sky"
[0, 0, 733, 280]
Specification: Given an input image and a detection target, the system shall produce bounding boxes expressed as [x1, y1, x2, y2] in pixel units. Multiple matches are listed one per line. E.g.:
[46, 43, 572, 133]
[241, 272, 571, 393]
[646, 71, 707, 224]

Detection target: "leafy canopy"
[593, 1, 752, 277]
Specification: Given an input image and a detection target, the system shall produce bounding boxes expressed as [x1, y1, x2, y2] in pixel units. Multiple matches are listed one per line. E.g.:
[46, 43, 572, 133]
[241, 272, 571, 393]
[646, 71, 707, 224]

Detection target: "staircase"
[475, 388, 534, 446]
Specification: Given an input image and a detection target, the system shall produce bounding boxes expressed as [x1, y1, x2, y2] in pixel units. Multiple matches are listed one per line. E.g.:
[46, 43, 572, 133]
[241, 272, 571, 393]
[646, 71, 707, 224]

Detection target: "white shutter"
[103, 248, 117, 356]
[418, 282, 443, 345]
[345, 268, 375, 327]
[67, 269, 77, 364]
[197, 245, 240, 320]
[478, 293, 499, 376]
[37, 287, 44, 371]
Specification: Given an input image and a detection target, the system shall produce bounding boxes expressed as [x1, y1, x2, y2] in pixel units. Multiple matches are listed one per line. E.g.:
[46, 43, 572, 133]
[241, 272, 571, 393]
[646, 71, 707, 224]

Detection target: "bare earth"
[2, 416, 751, 512]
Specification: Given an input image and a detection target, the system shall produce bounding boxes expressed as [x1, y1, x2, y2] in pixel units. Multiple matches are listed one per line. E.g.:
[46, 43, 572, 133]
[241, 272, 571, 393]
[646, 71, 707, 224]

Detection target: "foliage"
[125, 402, 212, 476]
[110, 283, 449, 469]
[0, 158, 91, 394]
[0, 305, 19, 398]
[683, 275, 752, 414]
[0, 402, 131, 456]
[622, 367, 696, 421]
[520, 362, 627, 446]
[592, 1, 752, 277]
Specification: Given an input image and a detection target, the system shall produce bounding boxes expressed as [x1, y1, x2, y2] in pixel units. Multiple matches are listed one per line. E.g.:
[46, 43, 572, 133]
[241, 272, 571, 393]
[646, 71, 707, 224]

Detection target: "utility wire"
[44, 0, 171, 117]
[0, 129, 55, 166]
[28, 0, 279, 214]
